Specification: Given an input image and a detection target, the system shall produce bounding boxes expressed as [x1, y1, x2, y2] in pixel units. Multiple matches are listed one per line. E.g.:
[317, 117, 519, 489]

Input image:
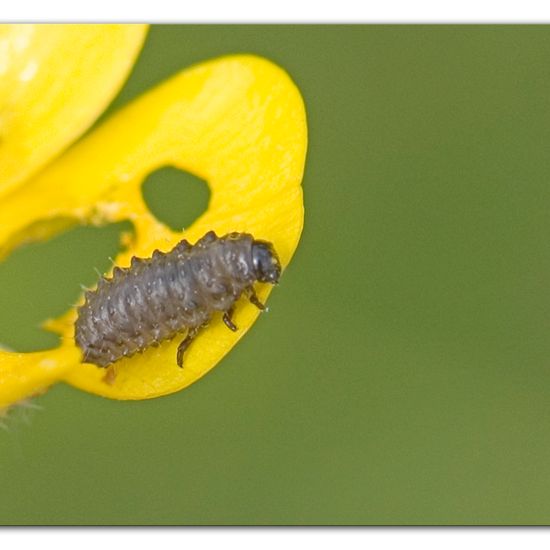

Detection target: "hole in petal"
[0, 221, 133, 352]
[141, 166, 210, 232]
[0, 217, 77, 261]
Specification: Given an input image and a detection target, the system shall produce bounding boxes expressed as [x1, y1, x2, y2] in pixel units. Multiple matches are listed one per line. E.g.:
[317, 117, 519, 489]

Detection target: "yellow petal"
[0, 347, 80, 409]
[0, 24, 148, 197]
[0, 55, 307, 403]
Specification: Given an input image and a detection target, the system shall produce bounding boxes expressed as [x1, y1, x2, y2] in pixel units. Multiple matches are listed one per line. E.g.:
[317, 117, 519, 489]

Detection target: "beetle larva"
[74, 231, 281, 368]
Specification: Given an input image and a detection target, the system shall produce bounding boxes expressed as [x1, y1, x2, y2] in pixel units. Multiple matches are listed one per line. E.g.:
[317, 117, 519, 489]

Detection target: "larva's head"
[251, 240, 281, 284]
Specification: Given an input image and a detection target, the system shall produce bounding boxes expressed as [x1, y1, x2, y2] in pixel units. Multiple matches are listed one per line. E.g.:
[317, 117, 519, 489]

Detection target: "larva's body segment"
[74, 231, 281, 368]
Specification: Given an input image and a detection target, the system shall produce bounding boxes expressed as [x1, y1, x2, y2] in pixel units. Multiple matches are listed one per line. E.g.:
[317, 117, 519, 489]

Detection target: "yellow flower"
[0, 25, 307, 408]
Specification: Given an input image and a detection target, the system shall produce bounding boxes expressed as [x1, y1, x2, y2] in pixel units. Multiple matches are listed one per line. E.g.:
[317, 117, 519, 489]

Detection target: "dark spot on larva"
[74, 231, 282, 369]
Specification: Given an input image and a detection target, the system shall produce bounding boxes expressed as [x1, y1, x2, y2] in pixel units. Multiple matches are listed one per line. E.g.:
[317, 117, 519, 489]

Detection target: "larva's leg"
[248, 287, 265, 311]
[102, 365, 117, 386]
[223, 307, 238, 332]
[177, 327, 200, 368]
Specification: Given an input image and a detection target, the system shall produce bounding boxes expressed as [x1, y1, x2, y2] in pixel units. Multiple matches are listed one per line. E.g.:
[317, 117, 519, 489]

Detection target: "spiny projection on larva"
[74, 231, 281, 369]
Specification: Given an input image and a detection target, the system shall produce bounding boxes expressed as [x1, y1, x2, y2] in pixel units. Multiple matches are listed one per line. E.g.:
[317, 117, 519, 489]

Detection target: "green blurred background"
[1, 25, 550, 525]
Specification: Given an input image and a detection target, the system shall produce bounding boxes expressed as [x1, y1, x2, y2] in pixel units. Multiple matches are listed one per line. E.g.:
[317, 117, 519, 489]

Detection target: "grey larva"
[74, 231, 281, 368]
